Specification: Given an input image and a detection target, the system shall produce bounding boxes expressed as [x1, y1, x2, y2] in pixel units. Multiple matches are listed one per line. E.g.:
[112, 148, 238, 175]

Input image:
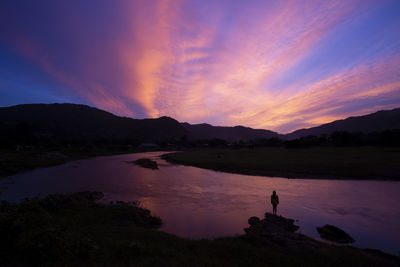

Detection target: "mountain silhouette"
[182, 122, 280, 141]
[0, 103, 187, 142]
[1, 103, 399, 143]
[0, 103, 281, 143]
[286, 108, 400, 139]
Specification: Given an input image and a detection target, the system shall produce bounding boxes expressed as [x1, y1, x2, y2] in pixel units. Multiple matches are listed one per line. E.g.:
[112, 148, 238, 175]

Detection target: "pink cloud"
[4, 0, 400, 133]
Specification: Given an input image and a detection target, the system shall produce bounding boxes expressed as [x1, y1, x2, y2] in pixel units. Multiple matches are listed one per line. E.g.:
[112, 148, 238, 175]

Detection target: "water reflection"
[0, 152, 399, 254]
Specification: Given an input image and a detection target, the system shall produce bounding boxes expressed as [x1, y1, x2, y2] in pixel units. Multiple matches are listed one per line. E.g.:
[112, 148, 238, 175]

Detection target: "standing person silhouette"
[270, 190, 279, 215]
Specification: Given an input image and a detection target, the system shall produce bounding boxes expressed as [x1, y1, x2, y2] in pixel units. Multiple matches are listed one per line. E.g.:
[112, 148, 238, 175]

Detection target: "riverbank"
[162, 147, 400, 180]
[0, 147, 170, 178]
[0, 192, 398, 266]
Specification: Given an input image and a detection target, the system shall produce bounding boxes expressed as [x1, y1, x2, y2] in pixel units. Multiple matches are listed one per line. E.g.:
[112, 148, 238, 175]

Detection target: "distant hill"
[286, 108, 400, 139]
[0, 103, 187, 143]
[182, 122, 280, 142]
[0, 103, 280, 144]
[2, 103, 399, 145]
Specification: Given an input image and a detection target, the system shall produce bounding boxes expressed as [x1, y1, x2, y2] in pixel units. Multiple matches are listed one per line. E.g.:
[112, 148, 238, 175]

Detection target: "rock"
[248, 216, 260, 226]
[131, 158, 158, 169]
[244, 213, 322, 249]
[263, 213, 300, 233]
[317, 224, 355, 243]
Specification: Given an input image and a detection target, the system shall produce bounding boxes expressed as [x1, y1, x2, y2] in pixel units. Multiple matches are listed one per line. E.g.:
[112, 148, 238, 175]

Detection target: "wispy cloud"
[1, 0, 399, 132]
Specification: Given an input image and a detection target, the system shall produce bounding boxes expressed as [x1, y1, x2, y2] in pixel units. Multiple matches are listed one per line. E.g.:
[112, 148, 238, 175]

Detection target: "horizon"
[1, 1, 400, 132]
[2, 101, 399, 135]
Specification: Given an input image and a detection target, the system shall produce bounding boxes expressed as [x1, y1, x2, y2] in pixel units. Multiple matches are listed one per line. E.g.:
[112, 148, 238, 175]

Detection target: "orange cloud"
[6, 0, 400, 133]
[229, 56, 400, 132]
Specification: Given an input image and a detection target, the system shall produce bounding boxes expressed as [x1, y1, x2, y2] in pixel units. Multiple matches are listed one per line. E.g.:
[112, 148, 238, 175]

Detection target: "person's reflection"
[270, 190, 279, 215]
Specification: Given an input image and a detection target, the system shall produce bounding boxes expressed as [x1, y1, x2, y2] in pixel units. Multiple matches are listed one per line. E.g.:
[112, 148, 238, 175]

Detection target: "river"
[0, 152, 399, 255]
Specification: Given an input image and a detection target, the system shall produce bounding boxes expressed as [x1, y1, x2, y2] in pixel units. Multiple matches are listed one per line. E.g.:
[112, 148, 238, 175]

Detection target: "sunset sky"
[1, 0, 400, 133]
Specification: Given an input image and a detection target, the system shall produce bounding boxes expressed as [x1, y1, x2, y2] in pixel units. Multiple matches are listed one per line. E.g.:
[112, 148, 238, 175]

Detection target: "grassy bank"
[162, 147, 400, 180]
[0, 192, 398, 266]
[0, 146, 169, 178]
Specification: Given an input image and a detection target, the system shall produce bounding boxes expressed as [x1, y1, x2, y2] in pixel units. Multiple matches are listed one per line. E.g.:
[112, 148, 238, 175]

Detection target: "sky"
[1, 0, 400, 133]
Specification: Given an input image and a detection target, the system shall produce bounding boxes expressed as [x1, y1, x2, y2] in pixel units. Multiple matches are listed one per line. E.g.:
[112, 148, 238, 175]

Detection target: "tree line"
[1, 121, 400, 149]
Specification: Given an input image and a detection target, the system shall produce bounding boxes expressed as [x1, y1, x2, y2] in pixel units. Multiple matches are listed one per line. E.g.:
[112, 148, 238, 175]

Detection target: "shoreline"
[0, 147, 175, 178]
[0, 191, 398, 266]
[163, 156, 400, 181]
[162, 148, 400, 181]
[3, 147, 400, 181]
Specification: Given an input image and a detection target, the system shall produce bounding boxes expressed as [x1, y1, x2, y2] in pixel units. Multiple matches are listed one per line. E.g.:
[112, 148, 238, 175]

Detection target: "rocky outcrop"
[248, 216, 260, 226]
[244, 213, 321, 249]
[317, 224, 355, 243]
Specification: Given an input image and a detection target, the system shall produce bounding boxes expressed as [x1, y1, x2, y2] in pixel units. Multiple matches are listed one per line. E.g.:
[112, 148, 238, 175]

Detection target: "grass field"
[0, 192, 398, 266]
[162, 147, 400, 180]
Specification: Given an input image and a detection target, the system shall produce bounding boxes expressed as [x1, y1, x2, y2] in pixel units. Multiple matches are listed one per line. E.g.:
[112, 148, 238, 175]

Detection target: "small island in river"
[131, 158, 159, 169]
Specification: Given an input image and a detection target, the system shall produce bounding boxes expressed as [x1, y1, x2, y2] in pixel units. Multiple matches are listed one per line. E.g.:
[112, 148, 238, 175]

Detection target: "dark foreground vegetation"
[163, 147, 400, 180]
[0, 192, 398, 266]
